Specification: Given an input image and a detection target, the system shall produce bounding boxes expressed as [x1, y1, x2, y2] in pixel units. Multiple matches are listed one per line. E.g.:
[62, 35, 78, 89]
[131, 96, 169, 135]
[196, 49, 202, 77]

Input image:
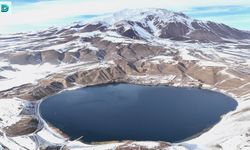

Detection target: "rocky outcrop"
[8, 51, 41, 65]
[80, 23, 107, 33]
[40, 50, 64, 64]
[159, 22, 190, 39]
[65, 65, 127, 86]
[0, 38, 169, 66]
[2, 58, 246, 101]
[3, 115, 39, 137]
[187, 30, 223, 42]
[62, 51, 80, 63]
[0, 64, 127, 100]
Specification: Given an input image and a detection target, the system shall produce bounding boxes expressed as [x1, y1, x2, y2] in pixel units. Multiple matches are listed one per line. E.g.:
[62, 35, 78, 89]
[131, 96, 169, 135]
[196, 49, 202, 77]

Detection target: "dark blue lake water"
[40, 84, 237, 143]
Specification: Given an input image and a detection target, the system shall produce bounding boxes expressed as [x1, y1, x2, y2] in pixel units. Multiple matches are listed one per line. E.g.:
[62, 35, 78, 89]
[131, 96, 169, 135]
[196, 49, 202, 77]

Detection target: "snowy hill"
[81, 8, 250, 42]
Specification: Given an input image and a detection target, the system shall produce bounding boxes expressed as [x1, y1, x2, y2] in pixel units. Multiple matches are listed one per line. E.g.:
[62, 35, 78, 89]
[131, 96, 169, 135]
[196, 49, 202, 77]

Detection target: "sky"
[0, 0, 249, 34]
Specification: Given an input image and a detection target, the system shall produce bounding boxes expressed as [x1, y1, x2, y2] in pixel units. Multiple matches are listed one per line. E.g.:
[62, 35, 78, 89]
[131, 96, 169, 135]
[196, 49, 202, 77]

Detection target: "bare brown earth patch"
[3, 115, 39, 137]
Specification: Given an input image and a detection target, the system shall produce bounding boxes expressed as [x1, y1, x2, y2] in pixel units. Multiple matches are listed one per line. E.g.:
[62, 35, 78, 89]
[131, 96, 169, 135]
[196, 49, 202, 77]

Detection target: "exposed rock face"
[3, 115, 39, 137]
[41, 146, 63, 150]
[40, 50, 64, 64]
[31, 81, 65, 100]
[80, 23, 107, 32]
[62, 51, 79, 63]
[8, 51, 41, 65]
[4, 50, 64, 65]
[1, 58, 248, 102]
[159, 22, 190, 39]
[66, 66, 126, 85]
[187, 29, 223, 42]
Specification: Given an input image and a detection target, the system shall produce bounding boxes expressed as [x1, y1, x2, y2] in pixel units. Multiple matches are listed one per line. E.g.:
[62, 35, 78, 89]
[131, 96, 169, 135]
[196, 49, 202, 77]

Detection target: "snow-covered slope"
[86, 8, 250, 41]
[97, 8, 192, 25]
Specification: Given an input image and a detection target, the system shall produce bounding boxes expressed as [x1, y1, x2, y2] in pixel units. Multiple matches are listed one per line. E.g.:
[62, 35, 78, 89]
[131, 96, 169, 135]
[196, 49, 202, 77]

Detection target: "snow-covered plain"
[0, 63, 58, 91]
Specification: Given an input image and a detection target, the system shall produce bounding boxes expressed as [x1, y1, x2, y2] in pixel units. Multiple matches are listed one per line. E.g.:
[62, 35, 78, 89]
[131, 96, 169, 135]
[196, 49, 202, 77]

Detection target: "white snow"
[0, 63, 58, 91]
[78, 31, 101, 38]
[87, 8, 195, 40]
[132, 24, 153, 40]
[218, 69, 239, 79]
[94, 8, 193, 26]
[0, 99, 23, 128]
[147, 20, 160, 36]
[66, 142, 122, 150]
[131, 141, 160, 149]
[182, 94, 250, 150]
[37, 128, 66, 144]
[100, 33, 146, 44]
[150, 55, 175, 64]
[197, 60, 226, 67]
[180, 48, 199, 60]
[0, 136, 26, 150]
[11, 136, 37, 150]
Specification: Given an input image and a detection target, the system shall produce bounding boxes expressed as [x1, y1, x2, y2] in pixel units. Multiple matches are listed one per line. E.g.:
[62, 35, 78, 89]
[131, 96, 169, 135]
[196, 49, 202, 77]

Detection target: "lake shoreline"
[38, 82, 238, 145]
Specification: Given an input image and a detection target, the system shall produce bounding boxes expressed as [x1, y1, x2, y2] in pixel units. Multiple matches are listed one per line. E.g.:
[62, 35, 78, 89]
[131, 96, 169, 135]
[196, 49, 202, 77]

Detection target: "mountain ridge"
[2, 8, 250, 43]
[59, 8, 250, 42]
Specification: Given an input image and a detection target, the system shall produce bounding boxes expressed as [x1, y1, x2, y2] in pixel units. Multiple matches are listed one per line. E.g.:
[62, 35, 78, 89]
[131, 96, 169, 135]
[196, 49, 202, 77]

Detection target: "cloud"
[0, 0, 249, 33]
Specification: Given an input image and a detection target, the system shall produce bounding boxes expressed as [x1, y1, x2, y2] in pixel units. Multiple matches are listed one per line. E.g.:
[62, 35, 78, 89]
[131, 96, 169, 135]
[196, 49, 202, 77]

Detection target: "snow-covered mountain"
[78, 8, 250, 42]
[0, 8, 250, 66]
[0, 8, 250, 150]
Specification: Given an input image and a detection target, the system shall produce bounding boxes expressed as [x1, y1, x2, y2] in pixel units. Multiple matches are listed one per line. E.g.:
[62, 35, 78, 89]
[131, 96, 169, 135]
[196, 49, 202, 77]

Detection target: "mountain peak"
[93, 8, 192, 25]
[22, 8, 250, 43]
[114, 8, 188, 18]
[86, 8, 250, 42]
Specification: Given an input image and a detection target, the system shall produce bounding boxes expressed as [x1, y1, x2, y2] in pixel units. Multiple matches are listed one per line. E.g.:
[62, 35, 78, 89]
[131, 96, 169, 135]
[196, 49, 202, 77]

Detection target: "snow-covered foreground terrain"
[0, 8, 250, 150]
